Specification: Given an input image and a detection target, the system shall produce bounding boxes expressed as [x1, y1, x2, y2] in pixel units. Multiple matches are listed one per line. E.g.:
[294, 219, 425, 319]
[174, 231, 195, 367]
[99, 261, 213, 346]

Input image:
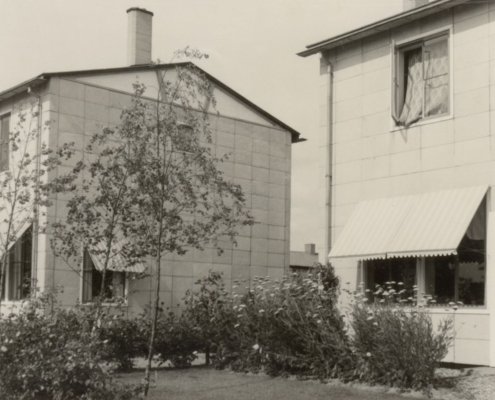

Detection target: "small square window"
[82, 250, 126, 303]
[393, 33, 449, 127]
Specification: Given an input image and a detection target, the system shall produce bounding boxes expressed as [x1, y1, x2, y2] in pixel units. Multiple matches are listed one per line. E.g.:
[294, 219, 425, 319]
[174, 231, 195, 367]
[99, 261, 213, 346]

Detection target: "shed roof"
[298, 0, 470, 57]
[329, 186, 487, 261]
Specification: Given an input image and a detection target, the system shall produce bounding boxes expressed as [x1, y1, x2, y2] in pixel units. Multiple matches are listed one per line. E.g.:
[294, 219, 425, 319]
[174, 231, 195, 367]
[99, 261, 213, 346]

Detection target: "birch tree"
[119, 59, 253, 395]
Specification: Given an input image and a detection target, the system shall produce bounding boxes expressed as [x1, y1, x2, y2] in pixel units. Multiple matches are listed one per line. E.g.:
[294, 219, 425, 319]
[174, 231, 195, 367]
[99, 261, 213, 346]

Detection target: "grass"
[118, 367, 427, 400]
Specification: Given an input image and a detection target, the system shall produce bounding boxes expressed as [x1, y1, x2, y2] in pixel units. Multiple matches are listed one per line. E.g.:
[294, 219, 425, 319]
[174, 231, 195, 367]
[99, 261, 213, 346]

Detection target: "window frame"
[1, 225, 33, 302]
[391, 26, 453, 130]
[80, 250, 128, 305]
[0, 113, 11, 172]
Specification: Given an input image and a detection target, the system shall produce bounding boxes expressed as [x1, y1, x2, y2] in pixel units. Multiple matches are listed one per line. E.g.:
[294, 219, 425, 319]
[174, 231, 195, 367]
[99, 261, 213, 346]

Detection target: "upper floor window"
[393, 33, 449, 127]
[0, 114, 10, 171]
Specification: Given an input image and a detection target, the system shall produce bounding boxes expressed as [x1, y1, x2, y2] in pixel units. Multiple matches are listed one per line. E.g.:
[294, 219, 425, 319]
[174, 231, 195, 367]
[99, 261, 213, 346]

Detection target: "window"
[365, 257, 417, 301]
[364, 199, 486, 306]
[82, 250, 126, 303]
[425, 202, 486, 306]
[393, 33, 449, 127]
[0, 114, 10, 171]
[1, 226, 32, 301]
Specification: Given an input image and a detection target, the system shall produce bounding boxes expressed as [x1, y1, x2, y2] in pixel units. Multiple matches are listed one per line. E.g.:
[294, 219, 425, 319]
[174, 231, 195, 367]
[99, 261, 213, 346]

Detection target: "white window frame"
[390, 26, 453, 131]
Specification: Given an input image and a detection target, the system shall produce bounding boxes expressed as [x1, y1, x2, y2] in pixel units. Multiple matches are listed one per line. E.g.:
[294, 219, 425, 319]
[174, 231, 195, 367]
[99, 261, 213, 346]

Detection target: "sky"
[0, 0, 405, 252]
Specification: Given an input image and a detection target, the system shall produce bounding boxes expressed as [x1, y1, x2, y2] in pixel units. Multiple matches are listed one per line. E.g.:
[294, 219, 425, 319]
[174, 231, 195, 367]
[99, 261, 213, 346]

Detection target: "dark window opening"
[1, 226, 32, 301]
[82, 250, 125, 303]
[365, 257, 416, 301]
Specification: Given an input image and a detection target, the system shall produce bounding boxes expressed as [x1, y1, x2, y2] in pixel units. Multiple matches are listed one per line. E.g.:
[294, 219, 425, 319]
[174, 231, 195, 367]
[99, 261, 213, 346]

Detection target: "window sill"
[425, 306, 488, 315]
[390, 114, 453, 133]
[80, 301, 128, 307]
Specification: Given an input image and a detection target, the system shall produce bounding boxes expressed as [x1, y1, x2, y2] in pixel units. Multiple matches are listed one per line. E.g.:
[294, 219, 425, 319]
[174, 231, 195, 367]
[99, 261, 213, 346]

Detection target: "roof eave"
[298, 0, 471, 57]
[0, 76, 47, 102]
[0, 62, 304, 143]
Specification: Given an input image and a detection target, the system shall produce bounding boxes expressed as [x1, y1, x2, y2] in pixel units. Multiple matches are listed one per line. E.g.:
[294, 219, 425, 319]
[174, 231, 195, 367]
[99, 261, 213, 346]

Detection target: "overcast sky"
[0, 0, 404, 252]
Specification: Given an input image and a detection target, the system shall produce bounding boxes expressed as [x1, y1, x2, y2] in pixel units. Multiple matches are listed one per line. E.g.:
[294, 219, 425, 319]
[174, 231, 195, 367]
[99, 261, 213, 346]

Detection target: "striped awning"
[89, 240, 146, 274]
[0, 220, 32, 260]
[329, 185, 488, 260]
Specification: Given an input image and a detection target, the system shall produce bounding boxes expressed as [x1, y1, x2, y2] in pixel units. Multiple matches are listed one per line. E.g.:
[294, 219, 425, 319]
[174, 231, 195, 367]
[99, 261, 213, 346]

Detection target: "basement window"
[393, 33, 449, 127]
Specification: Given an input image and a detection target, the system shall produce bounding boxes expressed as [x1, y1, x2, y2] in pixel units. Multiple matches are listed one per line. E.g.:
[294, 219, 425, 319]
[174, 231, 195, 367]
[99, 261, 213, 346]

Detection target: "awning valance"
[329, 185, 488, 261]
[89, 240, 146, 274]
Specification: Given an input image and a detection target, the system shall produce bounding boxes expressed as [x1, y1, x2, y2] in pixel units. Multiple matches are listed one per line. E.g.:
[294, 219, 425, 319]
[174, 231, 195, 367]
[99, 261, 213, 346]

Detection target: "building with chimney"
[0, 8, 302, 315]
[299, 0, 495, 366]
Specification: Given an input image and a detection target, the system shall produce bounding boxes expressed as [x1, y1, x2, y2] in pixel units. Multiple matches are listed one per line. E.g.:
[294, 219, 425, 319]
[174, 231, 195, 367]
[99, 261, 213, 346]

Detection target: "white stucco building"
[299, 0, 495, 366]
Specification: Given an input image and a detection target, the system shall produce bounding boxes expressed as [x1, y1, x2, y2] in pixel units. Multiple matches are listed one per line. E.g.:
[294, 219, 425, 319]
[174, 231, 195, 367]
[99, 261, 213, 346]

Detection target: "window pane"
[458, 261, 485, 305]
[6, 226, 32, 301]
[398, 48, 423, 126]
[82, 251, 125, 302]
[424, 38, 449, 117]
[366, 258, 416, 302]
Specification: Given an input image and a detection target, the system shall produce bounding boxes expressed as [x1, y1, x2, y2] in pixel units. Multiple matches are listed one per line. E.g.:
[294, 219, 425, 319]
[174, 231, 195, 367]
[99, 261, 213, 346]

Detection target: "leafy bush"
[181, 268, 353, 379]
[350, 283, 453, 390]
[0, 298, 139, 400]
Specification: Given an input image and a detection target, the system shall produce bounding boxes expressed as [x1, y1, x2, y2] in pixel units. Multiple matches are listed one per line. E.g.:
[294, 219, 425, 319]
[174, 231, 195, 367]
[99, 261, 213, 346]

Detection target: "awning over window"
[0, 220, 32, 260]
[329, 186, 488, 261]
[88, 240, 146, 274]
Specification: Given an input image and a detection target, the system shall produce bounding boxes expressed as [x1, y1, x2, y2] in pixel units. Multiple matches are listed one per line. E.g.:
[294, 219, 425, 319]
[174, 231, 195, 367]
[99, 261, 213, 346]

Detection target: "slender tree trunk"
[143, 249, 162, 396]
[0, 253, 8, 309]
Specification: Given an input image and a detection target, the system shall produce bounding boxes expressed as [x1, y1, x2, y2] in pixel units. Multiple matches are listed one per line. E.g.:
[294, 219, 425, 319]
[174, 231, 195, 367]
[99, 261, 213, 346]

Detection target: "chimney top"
[403, 0, 429, 11]
[126, 7, 153, 16]
[304, 243, 317, 255]
[127, 7, 153, 65]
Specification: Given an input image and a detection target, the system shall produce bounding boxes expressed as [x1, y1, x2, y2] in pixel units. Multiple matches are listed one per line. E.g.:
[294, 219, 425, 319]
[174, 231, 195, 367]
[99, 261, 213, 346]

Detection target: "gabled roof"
[0, 62, 304, 143]
[298, 0, 471, 57]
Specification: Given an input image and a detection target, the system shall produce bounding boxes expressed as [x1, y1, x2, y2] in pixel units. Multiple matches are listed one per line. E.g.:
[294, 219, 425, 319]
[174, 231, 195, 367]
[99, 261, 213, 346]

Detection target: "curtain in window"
[424, 38, 449, 117]
[398, 48, 423, 126]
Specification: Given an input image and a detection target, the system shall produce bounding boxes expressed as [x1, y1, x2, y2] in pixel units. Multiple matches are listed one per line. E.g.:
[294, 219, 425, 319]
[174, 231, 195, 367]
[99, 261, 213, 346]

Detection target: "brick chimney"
[126, 7, 153, 65]
[403, 0, 429, 11]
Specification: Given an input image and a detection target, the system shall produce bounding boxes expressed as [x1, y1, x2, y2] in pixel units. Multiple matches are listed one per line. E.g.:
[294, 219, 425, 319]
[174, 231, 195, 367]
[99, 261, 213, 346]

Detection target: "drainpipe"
[29, 88, 42, 294]
[320, 54, 333, 263]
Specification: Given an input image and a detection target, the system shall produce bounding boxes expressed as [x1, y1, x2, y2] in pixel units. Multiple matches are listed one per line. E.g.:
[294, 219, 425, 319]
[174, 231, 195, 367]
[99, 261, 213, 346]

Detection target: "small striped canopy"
[89, 240, 146, 274]
[329, 186, 488, 260]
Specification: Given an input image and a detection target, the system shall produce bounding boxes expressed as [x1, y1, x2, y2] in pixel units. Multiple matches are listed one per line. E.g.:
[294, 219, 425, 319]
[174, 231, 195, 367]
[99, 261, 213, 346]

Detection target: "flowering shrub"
[0, 298, 139, 399]
[350, 282, 453, 390]
[182, 267, 354, 379]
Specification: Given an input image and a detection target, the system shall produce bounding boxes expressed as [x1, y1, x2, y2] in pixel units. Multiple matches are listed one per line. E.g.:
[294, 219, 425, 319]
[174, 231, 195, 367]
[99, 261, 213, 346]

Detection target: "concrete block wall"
[40, 77, 291, 312]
